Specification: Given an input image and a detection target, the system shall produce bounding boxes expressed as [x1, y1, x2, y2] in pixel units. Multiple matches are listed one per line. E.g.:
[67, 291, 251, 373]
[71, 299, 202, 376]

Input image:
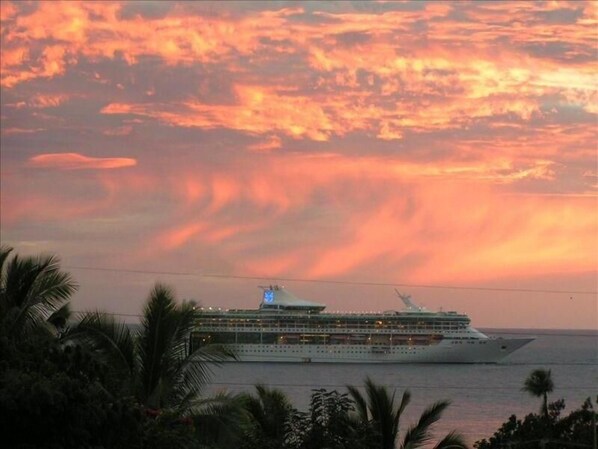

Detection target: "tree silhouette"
[67, 283, 233, 414]
[0, 245, 77, 341]
[522, 368, 554, 419]
[347, 377, 468, 449]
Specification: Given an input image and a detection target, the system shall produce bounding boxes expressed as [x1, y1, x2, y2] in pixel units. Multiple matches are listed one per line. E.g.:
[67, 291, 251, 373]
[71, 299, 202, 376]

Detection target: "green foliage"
[0, 247, 236, 449]
[0, 336, 144, 449]
[348, 377, 410, 449]
[138, 283, 218, 410]
[281, 381, 467, 449]
[67, 310, 137, 395]
[0, 246, 142, 448]
[285, 388, 372, 449]
[0, 245, 78, 340]
[143, 412, 201, 449]
[239, 385, 295, 449]
[193, 392, 246, 449]
[476, 370, 596, 449]
[521, 368, 555, 419]
[475, 398, 597, 449]
[67, 282, 234, 416]
[347, 378, 468, 449]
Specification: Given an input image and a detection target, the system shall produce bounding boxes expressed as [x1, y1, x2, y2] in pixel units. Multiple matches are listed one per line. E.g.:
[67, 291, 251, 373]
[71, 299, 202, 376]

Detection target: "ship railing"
[195, 325, 466, 335]
[196, 320, 465, 332]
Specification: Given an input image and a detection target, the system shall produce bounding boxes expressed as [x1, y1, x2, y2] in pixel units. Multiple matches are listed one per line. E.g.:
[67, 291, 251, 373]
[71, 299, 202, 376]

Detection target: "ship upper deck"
[194, 286, 472, 334]
[196, 308, 469, 320]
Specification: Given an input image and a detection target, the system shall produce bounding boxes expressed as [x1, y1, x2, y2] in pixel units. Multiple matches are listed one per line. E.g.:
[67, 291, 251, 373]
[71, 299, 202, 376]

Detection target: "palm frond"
[347, 384, 369, 423]
[192, 392, 246, 447]
[166, 343, 235, 409]
[432, 430, 469, 449]
[255, 384, 292, 413]
[401, 400, 450, 449]
[238, 384, 293, 442]
[137, 283, 234, 410]
[164, 301, 198, 372]
[0, 245, 13, 289]
[47, 302, 72, 331]
[138, 283, 178, 407]
[4, 254, 42, 310]
[66, 311, 136, 377]
[22, 300, 69, 337]
[186, 391, 244, 421]
[31, 255, 77, 301]
[240, 389, 267, 427]
[364, 377, 384, 422]
[2, 253, 77, 338]
[396, 390, 411, 421]
[364, 378, 401, 449]
[521, 369, 554, 396]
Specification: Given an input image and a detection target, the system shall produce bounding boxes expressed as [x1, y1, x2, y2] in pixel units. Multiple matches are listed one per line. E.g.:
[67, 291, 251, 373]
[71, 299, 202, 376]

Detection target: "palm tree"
[239, 385, 294, 449]
[347, 377, 468, 449]
[522, 368, 554, 419]
[0, 245, 77, 340]
[192, 391, 246, 449]
[68, 283, 234, 414]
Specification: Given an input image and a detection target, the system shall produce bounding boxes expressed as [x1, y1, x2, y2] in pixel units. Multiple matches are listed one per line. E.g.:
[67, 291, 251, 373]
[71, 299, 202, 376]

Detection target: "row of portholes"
[234, 348, 421, 353]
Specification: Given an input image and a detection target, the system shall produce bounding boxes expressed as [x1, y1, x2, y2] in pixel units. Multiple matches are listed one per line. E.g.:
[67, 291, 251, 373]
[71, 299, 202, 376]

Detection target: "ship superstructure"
[191, 286, 533, 363]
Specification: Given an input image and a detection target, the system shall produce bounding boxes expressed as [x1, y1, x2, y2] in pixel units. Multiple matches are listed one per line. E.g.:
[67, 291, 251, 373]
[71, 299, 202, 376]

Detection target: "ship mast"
[395, 289, 425, 311]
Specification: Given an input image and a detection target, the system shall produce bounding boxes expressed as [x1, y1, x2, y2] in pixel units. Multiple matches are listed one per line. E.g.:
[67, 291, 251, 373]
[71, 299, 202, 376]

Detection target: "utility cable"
[63, 265, 597, 295]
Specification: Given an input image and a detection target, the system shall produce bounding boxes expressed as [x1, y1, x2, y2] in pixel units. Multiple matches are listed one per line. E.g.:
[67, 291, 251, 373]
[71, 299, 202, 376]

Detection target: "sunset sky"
[1, 1, 596, 329]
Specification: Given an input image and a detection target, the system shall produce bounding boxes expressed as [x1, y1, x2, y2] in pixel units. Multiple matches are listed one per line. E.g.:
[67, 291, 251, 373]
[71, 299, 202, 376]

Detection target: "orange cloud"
[3, 2, 594, 105]
[248, 135, 282, 152]
[233, 159, 597, 285]
[156, 219, 266, 251]
[29, 153, 137, 170]
[3, 93, 73, 110]
[3, 1, 596, 144]
[159, 222, 208, 250]
[2, 127, 46, 135]
[118, 151, 595, 288]
[1, 1, 596, 329]
[101, 84, 339, 141]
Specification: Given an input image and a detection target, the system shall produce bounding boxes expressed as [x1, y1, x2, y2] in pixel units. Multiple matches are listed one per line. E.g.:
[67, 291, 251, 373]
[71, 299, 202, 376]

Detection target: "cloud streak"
[29, 153, 137, 170]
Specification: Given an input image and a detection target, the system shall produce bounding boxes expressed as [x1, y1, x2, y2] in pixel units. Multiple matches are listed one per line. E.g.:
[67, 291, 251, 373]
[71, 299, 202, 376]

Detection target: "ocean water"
[204, 329, 598, 444]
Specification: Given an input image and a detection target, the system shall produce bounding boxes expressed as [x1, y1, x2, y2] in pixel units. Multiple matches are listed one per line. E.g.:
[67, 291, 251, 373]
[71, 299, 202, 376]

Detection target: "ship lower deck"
[208, 337, 533, 364]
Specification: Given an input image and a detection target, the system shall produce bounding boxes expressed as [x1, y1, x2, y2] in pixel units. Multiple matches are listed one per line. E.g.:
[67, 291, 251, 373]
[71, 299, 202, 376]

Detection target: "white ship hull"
[224, 337, 534, 364]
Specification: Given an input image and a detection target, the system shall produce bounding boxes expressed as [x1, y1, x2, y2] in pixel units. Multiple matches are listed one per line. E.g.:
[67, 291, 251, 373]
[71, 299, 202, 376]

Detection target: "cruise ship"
[190, 286, 534, 363]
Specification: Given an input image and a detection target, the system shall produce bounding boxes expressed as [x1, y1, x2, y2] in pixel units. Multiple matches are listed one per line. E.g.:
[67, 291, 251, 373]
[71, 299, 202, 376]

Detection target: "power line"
[65, 266, 197, 277]
[63, 265, 598, 296]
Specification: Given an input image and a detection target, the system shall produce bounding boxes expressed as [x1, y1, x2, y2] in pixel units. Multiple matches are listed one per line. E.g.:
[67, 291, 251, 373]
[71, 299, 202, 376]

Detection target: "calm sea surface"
[204, 329, 598, 444]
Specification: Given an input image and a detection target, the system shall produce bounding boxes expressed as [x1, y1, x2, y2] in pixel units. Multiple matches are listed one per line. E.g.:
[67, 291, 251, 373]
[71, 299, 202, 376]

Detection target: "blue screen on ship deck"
[264, 290, 274, 303]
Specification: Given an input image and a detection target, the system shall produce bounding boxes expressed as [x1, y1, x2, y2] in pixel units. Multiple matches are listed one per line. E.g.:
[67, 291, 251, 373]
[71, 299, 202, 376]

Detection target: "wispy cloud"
[29, 153, 137, 170]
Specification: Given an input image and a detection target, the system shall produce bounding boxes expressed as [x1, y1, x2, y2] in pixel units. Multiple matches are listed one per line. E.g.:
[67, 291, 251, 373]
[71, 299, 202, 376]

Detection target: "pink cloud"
[29, 153, 137, 170]
[106, 151, 596, 289]
[1, 1, 596, 329]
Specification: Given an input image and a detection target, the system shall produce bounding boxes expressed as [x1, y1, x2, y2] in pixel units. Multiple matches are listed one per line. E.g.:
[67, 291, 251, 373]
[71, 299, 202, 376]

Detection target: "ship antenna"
[395, 289, 419, 310]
